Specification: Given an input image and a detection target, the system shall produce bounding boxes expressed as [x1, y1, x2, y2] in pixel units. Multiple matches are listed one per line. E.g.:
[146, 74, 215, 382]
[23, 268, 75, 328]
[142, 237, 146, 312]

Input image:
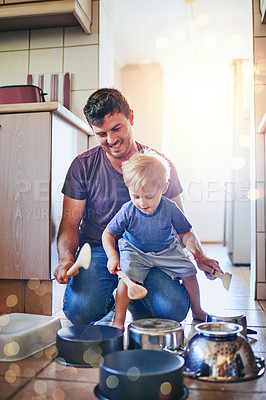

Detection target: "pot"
[54, 325, 124, 367]
[207, 311, 248, 337]
[94, 349, 188, 400]
[0, 85, 46, 104]
[127, 318, 184, 354]
[183, 322, 265, 382]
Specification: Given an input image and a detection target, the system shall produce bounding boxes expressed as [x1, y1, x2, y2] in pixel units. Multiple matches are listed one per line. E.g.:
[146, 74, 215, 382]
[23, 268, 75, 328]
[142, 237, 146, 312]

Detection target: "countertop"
[0, 102, 92, 136]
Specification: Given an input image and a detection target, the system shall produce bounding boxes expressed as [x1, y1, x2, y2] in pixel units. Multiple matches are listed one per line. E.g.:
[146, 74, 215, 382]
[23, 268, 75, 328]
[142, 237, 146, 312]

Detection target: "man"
[54, 88, 221, 325]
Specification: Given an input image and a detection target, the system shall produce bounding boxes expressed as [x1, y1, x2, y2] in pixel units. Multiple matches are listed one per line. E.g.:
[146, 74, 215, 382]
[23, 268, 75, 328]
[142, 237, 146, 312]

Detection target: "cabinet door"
[0, 112, 50, 279]
[50, 113, 88, 278]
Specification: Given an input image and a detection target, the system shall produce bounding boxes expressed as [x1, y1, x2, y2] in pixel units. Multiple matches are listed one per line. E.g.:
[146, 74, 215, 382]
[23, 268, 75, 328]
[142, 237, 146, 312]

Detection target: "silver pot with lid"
[127, 318, 184, 354]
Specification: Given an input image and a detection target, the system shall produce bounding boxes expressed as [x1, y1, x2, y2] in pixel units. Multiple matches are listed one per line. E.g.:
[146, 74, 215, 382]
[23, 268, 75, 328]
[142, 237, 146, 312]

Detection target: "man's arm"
[54, 195, 86, 284]
[102, 228, 120, 274]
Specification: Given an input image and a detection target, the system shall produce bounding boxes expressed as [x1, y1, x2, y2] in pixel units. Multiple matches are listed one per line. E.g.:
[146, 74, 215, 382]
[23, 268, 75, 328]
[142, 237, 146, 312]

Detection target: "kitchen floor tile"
[10, 378, 98, 400]
[0, 375, 30, 400]
[187, 389, 266, 399]
[38, 360, 99, 383]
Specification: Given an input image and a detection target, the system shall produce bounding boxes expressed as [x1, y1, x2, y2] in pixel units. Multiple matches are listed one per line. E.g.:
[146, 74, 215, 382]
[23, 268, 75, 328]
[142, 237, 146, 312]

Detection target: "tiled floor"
[0, 244, 265, 399]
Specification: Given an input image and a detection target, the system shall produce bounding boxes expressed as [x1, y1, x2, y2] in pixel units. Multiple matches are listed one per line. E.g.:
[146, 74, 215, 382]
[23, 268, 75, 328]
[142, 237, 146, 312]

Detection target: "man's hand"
[54, 259, 79, 284]
[107, 254, 121, 274]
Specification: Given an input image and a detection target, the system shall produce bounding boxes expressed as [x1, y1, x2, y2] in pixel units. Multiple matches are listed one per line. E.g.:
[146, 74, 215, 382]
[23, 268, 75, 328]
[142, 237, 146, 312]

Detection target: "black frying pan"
[94, 349, 188, 400]
[54, 325, 124, 367]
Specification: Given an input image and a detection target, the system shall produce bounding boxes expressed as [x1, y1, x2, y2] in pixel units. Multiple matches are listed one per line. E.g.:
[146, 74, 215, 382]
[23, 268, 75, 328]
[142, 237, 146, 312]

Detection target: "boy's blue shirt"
[107, 196, 192, 253]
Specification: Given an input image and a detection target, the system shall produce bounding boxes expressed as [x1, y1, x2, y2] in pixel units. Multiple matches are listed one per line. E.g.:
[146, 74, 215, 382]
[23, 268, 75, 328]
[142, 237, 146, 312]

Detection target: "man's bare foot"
[112, 321, 125, 331]
[192, 310, 207, 322]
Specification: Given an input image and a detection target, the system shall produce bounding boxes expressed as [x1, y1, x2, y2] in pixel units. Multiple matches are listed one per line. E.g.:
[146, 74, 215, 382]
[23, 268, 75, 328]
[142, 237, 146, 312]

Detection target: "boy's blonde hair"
[122, 151, 170, 191]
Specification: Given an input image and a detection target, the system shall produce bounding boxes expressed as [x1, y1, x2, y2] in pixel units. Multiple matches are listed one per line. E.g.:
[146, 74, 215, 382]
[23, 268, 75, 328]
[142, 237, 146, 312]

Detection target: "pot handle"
[160, 344, 185, 356]
[256, 357, 265, 376]
[183, 369, 202, 378]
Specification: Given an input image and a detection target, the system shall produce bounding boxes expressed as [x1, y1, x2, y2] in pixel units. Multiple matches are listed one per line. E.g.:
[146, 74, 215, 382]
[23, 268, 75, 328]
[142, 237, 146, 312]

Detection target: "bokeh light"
[248, 189, 260, 200]
[27, 279, 40, 291]
[5, 369, 17, 383]
[6, 294, 18, 308]
[160, 381, 172, 395]
[231, 156, 246, 169]
[9, 363, 20, 376]
[34, 380, 47, 396]
[52, 388, 65, 400]
[106, 375, 119, 389]
[127, 366, 140, 381]
[4, 341, 20, 357]
[0, 314, 10, 327]
[196, 14, 210, 26]
[155, 36, 168, 49]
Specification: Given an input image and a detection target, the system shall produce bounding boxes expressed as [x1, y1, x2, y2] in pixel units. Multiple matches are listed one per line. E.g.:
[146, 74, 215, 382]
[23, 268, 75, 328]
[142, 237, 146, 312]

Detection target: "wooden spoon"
[117, 270, 148, 300]
[213, 271, 232, 291]
[67, 243, 91, 276]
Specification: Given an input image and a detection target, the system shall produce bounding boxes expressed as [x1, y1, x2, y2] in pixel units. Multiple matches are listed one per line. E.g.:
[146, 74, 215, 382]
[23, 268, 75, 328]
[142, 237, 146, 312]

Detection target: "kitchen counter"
[0, 103, 91, 314]
[0, 102, 92, 136]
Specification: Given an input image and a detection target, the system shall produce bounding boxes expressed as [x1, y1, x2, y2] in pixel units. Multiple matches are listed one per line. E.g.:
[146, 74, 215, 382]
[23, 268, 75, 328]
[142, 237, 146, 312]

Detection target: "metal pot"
[207, 311, 248, 337]
[94, 349, 188, 400]
[127, 318, 184, 354]
[183, 322, 265, 382]
[0, 85, 46, 104]
[54, 325, 124, 368]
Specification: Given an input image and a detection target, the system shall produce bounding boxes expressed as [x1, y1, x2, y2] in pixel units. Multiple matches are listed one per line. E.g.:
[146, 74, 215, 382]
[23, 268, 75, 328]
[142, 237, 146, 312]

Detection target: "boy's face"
[128, 182, 168, 215]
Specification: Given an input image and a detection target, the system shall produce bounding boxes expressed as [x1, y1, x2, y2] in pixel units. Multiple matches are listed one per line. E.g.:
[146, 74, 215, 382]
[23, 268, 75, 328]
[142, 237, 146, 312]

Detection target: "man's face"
[92, 111, 136, 161]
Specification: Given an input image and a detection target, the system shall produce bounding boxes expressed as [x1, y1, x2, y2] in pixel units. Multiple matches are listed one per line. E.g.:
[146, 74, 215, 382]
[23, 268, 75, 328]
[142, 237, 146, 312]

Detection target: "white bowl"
[0, 313, 61, 361]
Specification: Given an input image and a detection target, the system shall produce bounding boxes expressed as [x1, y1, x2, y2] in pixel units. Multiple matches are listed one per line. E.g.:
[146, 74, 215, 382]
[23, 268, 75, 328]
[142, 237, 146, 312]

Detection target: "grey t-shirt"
[62, 143, 183, 247]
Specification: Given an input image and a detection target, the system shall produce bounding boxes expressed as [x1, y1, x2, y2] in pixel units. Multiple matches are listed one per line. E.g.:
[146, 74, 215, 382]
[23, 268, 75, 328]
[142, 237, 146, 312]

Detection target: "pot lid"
[128, 318, 182, 333]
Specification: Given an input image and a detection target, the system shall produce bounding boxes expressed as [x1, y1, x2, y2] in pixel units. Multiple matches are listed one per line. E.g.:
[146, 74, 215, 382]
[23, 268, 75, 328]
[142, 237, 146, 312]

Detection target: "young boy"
[102, 151, 209, 330]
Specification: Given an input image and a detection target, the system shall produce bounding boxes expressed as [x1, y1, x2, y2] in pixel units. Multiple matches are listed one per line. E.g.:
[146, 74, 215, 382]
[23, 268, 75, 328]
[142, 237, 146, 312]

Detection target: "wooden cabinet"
[0, 0, 92, 33]
[4, 0, 46, 3]
[0, 103, 90, 280]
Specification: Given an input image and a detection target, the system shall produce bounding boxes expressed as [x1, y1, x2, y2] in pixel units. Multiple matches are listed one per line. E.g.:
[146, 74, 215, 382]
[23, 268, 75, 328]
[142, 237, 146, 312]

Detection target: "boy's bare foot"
[112, 321, 125, 331]
[192, 310, 208, 322]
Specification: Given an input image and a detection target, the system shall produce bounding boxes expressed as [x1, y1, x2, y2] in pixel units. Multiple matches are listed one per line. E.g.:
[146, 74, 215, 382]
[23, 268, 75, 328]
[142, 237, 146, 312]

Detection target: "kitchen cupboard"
[0, 102, 91, 280]
[4, 0, 45, 3]
[0, 0, 92, 33]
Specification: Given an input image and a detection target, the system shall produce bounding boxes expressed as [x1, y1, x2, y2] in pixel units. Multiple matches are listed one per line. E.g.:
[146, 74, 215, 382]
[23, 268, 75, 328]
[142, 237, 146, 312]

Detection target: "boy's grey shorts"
[118, 238, 197, 284]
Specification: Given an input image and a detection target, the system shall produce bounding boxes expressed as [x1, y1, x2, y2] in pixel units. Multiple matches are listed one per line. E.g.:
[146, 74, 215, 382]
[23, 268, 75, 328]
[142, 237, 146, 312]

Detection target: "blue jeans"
[63, 246, 190, 325]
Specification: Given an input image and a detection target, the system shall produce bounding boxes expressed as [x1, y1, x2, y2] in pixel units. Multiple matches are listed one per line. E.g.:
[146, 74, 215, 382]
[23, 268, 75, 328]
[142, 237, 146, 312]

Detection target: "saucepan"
[127, 318, 184, 354]
[54, 325, 124, 367]
[0, 85, 46, 104]
[206, 311, 257, 338]
[183, 322, 265, 382]
[94, 349, 188, 400]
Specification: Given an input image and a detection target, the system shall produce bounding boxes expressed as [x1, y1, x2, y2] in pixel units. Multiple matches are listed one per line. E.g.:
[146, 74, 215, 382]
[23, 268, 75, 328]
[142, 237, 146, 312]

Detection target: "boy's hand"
[194, 254, 223, 280]
[107, 254, 121, 274]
